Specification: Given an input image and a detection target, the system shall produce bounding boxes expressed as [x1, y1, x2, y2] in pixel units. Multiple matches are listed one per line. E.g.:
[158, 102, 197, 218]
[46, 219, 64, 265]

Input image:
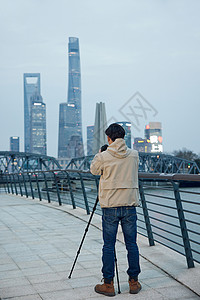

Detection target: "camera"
[100, 144, 108, 152]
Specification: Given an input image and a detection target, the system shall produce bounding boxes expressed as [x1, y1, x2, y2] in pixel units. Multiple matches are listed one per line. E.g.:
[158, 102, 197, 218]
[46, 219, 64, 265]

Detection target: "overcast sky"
[0, 0, 200, 157]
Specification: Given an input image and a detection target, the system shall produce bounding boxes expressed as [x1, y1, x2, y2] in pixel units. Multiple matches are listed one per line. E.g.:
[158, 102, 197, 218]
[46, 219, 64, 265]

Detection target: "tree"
[173, 148, 198, 161]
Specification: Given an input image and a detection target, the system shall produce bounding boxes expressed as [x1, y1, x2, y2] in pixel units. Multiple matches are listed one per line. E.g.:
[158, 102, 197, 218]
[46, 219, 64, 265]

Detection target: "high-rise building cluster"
[21, 37, 163, 162]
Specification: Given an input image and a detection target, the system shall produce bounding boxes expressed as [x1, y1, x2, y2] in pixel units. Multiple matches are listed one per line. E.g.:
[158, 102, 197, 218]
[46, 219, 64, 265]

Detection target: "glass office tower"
[58, 37, 84, 158]
[10, 137, 20, 152]
[24, 73, 41, 153]
[30, 93, 47, 155]
[116, 122, 132, 148]
[87, 125, 94, 155]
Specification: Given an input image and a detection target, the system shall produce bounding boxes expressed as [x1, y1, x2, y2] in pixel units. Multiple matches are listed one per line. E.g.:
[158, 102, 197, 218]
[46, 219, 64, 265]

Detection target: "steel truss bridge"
[0, 151, 61, 173]
[0, 151, 199, 174]
[66, 152, 200, 174]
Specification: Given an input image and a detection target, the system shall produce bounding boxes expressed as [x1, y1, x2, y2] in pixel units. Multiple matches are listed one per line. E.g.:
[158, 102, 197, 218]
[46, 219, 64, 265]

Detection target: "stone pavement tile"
[0, 277, 30, 288]
[68, 275, 99, 289]
[11, 254, 40, 263]
[139, 268, 167, 280]
[44, 257, 72, 266]
[0, 263, 19, 272]
[156, 285, 197, 299]
[33, 280, 71, 293]
[144, 275, 181, 289]
[15, 260, 49, 269]
[28, 272, 62, 284]
[2, 294, 42, 300]
[0, 256, 14, 265]
[78, 260, 102, 269]
[40, 287, 104, 300]
[0, 269, 24, 280]
[0, 285, 36, 298]
[21, 266, 54, 276]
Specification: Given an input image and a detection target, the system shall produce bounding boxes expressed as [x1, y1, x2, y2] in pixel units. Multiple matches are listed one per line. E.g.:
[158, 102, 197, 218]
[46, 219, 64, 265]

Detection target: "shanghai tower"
[58, 37, 84, 159]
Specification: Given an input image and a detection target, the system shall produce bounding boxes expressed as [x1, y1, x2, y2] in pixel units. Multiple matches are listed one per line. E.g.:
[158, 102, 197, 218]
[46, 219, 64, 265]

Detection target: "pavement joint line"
[2, 193, 200, 297]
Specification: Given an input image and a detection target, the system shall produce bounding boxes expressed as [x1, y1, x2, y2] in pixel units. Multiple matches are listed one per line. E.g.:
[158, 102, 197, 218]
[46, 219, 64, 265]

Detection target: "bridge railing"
[0, 170, 200, 268]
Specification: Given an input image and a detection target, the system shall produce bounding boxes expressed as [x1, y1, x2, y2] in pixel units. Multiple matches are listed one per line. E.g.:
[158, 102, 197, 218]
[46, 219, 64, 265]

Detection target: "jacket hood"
[107, 138, 131, 158]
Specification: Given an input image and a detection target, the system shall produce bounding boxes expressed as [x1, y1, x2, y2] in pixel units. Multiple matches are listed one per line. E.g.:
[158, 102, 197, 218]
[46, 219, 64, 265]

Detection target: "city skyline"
[0, 1, 200, 157]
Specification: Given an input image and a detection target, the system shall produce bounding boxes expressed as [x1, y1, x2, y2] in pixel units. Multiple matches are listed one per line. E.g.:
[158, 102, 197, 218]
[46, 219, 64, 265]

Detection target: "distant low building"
[10, 137, 19, 152]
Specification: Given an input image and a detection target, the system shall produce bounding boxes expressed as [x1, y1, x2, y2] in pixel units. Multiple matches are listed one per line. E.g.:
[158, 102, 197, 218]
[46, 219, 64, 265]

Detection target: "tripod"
[68, 196, 121, 294]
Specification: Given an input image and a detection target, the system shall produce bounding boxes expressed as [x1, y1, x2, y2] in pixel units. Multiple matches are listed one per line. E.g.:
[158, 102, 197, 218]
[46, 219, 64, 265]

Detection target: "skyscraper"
[30, 92, 47, 155]
[24, 73, 40, 153]
[116, 122, 132, 148]
[58, 37, 84, 158]
[10, 137, 20, 152]
[93, 102, 107, 154]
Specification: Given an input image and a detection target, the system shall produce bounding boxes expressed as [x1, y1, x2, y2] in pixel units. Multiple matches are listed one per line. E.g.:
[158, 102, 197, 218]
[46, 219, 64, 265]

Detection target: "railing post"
[9, 174, 14, 194]
[13, 174, 18, 195]
[43, 172, 51, 203]
[35, 173, 42, 201]
[79, 173, 90, 215]
[28, 173, 34, 199]
[53, 172, 62, 206]
[22, 173, 28, 198]
[17, 174, 23, 197]
[5, 174, 10, 193]
[65, 171, 76, 209]
[139, 181, 155, 246]
[172, 181, 194, 268]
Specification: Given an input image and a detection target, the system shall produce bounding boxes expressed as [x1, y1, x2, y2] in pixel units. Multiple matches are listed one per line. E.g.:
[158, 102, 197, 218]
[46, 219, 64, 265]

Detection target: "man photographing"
[90, 123, 141, 297]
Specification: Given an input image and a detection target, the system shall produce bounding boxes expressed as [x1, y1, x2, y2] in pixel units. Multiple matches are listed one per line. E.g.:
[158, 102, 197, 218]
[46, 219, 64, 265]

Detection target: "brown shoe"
[129, 279, 142, 294]
[95, 280, 115, 297]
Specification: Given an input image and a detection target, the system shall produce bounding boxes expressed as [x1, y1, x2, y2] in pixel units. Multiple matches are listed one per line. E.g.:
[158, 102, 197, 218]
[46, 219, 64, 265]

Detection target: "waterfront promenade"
[0, 193, 199, 300]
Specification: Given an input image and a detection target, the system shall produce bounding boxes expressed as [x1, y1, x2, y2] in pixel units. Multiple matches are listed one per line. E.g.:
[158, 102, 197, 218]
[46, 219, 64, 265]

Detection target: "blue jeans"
[102, 206, 140, 280]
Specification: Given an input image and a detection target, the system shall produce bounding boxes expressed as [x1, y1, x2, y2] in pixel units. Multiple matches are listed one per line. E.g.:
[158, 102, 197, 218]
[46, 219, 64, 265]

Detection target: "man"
[90, 123, 141, 297]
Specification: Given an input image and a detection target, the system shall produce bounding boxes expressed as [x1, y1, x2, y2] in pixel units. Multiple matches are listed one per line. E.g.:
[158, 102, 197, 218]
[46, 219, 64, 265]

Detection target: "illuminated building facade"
[87, 125, 94, 155]
[116, 122, 131, 148]
[30, 93, 47, 155]
[133, 138, 151, 152]
[10, 137, 20, 152]
[58, 37, 84, 158]
[145, 122, 163, 153]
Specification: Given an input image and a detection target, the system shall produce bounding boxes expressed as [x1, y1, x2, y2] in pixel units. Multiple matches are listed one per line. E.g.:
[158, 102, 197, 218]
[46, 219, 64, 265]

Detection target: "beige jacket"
[90, 138, 139, 208]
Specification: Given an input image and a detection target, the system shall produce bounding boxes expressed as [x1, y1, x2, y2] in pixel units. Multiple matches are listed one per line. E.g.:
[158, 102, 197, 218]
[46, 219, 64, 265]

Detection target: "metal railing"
[0, 170, 200, 268]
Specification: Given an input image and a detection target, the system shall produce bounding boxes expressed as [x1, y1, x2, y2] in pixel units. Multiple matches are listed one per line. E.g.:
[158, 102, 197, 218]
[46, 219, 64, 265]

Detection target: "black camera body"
[101, 144, 108, 152]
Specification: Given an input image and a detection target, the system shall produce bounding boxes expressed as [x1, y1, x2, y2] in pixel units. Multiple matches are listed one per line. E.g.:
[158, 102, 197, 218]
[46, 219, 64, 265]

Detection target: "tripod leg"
[68, 196, 99, 279]
[114, 248, 121, 294]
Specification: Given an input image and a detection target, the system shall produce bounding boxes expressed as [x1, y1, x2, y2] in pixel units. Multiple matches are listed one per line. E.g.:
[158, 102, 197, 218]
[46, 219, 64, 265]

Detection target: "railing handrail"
[2, 169, 200, 182]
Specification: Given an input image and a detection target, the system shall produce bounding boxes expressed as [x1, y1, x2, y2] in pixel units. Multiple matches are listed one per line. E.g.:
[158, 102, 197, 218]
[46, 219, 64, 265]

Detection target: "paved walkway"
[0, 193, 199, 300]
